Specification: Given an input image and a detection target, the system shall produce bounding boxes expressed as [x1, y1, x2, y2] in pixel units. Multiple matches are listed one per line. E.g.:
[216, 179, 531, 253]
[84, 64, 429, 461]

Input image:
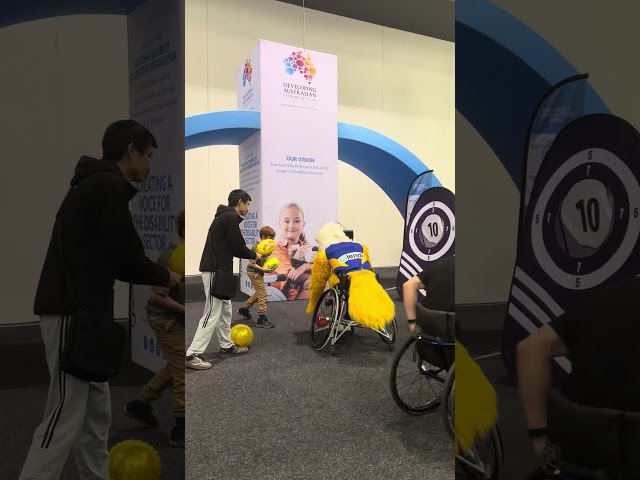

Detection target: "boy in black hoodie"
[185, 189, 260, 370]
[19, 120, 181, 480]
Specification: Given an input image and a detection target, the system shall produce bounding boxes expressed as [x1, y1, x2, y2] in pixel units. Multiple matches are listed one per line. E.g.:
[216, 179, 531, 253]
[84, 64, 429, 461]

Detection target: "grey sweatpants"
[19, 315, 111, 480]
[186, 271, 234, 356]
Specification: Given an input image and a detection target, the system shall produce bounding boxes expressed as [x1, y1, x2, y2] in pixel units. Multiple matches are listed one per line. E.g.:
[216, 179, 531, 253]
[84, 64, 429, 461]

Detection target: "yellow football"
[109, 439, 161, 480]
[168, 242, 185, 277]
[230, 324, 253, 347]
[263, 257, 280, 271]
[256, 238, 276, 256]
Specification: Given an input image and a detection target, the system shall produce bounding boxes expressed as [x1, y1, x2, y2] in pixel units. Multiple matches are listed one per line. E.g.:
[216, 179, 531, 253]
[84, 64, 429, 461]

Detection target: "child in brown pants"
[238, 226, 277, 328]
[123, 210, 186, 447]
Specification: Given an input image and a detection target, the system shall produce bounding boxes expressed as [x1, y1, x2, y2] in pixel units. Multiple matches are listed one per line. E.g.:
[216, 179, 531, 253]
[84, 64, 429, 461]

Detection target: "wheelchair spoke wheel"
[456, 426, 503, 480]
[311, 289, 337, 350]
[442, 362, 455, 439]
[389, 318, 398, 343]
[390, 336, 445, 414]
[378, 318, 398, 346]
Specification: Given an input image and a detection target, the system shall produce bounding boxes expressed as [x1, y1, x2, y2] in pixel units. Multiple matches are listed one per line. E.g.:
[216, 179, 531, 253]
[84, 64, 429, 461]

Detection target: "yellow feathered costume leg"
[306, 250, 331, 314]
[306, 244, 394, 329]
[455, 340, 498, 453]
[346, 270, 394, 330]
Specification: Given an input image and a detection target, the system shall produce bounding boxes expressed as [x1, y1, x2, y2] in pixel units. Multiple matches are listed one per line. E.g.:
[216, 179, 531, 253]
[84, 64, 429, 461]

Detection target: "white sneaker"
[186, 354, 212, 370]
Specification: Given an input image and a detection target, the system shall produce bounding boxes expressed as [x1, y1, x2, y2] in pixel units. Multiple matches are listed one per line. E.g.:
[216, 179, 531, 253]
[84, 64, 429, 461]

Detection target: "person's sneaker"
[219, 345, 249, 355]
[185, 354, 212, 370]
[237, 307, 252, 319]
[170, 426, 185, 448]
[123, 400, 158, 428]
[256, 317, 274, 328]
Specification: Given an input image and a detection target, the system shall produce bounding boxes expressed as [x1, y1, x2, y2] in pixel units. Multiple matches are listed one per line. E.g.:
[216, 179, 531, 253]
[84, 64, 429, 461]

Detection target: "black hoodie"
[199, 205, 257, 273]
[33, 156, 170, 316]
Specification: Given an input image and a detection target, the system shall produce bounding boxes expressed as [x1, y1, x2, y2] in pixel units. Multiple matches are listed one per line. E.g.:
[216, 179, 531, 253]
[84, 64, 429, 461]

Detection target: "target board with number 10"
[501, 114, 640, 380]
[396, 186, 455, 300]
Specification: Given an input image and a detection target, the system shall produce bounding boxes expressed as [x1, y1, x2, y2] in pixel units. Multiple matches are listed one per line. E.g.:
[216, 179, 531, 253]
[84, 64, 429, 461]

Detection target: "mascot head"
[316, 223, 351, 251]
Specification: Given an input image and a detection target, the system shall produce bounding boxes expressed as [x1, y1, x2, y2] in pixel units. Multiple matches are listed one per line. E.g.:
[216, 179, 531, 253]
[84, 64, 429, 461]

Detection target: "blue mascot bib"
[324, 242, 372, 275]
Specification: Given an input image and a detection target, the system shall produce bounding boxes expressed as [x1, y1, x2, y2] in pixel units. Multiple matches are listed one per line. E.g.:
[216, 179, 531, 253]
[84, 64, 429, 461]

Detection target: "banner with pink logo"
[236, 40, 338, 301]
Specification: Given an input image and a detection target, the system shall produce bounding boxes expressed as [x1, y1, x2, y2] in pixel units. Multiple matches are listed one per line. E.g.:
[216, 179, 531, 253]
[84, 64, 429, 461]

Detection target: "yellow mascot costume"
[455, 340, 498, 454]
[306, 223, 394, 330]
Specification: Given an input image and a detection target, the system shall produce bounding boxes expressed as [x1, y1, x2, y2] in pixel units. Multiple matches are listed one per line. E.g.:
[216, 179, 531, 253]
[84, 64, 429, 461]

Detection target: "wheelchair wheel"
[390, 336, 445, 415]
[456, 425, 503, 480]
[443, 362, 455, 439]
[378, 318, 398, 348]
[311, 289, 337, 350]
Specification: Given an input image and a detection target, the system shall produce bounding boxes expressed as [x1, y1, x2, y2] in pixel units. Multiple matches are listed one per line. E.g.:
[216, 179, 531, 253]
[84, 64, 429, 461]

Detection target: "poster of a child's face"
[278, 203, 306, 245]
[264, 202, 318, 301]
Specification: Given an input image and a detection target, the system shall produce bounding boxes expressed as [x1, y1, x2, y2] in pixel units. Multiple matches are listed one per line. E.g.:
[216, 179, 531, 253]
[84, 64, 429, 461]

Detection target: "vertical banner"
[237, 132, 263, 297]
[396, 186, 455, 301]
[406, 170, 435, 223]
[501, 74, 594, 381]
[128, 0, 184, 372]
[501, 114, 640, 383]
[237, 45, 263, 300]
[521, 74, 588, 220]
[237, 40, 338, 302]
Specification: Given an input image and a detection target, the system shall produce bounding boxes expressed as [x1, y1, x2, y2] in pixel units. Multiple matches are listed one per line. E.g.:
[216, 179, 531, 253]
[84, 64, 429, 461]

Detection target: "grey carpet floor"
[185, 295, 454, 480]
[0, 331, 185, 479]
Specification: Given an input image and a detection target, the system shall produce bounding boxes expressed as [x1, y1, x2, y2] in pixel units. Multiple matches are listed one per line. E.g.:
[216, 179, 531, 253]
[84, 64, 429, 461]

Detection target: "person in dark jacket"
[19, 120, 181, 480]
[185, 189, 260, 370]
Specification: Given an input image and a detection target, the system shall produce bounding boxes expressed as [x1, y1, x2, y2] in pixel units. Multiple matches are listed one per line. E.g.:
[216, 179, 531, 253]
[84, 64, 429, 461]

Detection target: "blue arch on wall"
[3, 0, 613, 196]
[457, 0, 609, 189]
[185, 111, 438, 217]
[0, 1, 146, 29]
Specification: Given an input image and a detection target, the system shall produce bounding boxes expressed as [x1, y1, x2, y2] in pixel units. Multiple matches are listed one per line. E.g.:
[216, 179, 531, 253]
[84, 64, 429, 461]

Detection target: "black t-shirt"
[417, 255, 455, 312]
[549, 277, 640, 411]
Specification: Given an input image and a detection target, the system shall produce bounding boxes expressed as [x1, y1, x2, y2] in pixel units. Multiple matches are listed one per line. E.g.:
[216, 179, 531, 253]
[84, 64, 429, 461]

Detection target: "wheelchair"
[449, 363, 504, 480]
[528, 390, 640, 480]
[310, 272, 397, 356]
[389, 305, 503, 479]
[389, 306, 455, 415]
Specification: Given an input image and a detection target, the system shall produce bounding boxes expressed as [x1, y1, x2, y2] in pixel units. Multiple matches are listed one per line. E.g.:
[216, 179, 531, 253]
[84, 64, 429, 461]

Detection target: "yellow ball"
[230, 324, 253, 348]
[109, 440, 161, 480]
[263, 257, 280, 271]
[256, 238, 276, 256]
[168, 242, 185, 277]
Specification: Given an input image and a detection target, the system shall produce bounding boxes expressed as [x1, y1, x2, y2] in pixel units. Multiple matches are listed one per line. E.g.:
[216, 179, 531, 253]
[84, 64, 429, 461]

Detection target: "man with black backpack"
[185, 189, 260, 370]
[19, 120, 181, 480]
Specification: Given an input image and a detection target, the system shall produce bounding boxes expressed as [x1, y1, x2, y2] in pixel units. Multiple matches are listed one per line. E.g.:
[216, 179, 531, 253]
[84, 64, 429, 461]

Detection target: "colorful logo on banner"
[396, 186, 455, 301]
[283, 50, 316, 83]
[242, 58, 253, 87]
[501, 114, 640, 384]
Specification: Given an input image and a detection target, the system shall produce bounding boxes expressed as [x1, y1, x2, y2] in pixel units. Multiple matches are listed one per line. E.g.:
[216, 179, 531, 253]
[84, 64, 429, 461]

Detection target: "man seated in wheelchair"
[517, 276, 640, 478]
[401, 256, 455, 357]
[306, 223, 394, 330]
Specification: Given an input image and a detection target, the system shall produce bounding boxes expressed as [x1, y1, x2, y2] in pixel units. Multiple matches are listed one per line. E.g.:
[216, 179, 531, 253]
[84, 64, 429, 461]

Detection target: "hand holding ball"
[263, 257, 280, 272]
[256, 239, 276, 256]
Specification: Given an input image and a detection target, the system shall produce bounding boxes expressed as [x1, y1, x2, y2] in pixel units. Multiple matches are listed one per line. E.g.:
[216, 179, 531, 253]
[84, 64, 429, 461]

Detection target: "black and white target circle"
[530, 115, 640, 290]
[409, 197, 455, 262]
